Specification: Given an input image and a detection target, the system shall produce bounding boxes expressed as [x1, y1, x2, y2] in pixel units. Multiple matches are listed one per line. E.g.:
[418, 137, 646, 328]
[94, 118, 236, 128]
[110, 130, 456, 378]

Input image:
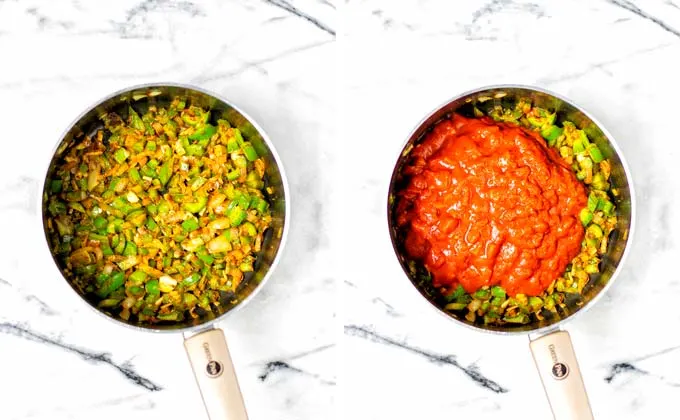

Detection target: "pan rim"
[386, 83, 636, 336]
[39, 81, 291, 335]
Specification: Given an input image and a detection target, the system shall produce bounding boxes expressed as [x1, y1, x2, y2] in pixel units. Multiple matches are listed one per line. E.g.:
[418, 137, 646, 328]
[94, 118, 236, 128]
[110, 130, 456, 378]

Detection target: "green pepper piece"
[77, 178, 88, 191]
[491, 296, 504, 307]
[129, 167, 142, 184]
[222, 228, 233, 242]
[573, 137, 586, 154]
[503, 314, 530, 324]
[444, 286, 466, 302]
[198, 253, 215, 265]
[146, 217, 158, 231]
[123, 241, 138, 256]
[158, 200, 171, 214]
[587, 224, 604, 239]
[228, 206, 247, 227]
[101, 244, 114, 257]
[241, 222, 257, 237]
[237, 193, 251, 210]
[98, 298, 122, 308]
[111, 196, 132, 214]
[76, 264, 97, 277]
[227, 169, 240, 181]
[540, 125, 562, 146]
[601, 200, 615, 216]
[97, 271, 125, 298]
[88, 232, 109, 243]
[253, 197, 269, 214]
[241, 142, 258, 161]
[132, 141, 145, 153]
[183, 196, 208, 214]
[129, 107, 145, 131]
[51, 179, 63, 193]
[128, 285, 145, 297]
[108, 177, 121, 191]
[145, 279, 160, 295]
[232, 128, 244, 145]
[126, 210, 147, 227]
[186, 144, 205, 156]
[107, 218, 124, 234]
[587, 193, 599, 212]
[159, 160, 172, 186]
[96, 272, 110, 286]
[189, 124, 217, 141]
[157, 311, 180, 321]
[65, 191, 86, 202]
[490, 286, 506, 300]
[183, 293, 199, 307]
[113, 148, 129, 164]
[114, 236, 126, 254]
[473, 288, 490, 300]
[528, 296, 543, 311]
[579, 208, 593, 226]
[129, 270, 148, 285]
[92, 216, 107, 231]
[67, 202, 86, 213]
[140, 165, 157, 179]
[484, 311, 500, 324]
[226, 137, 239, 153]
[444, 302, 467, 311]
[182, 217, 200, 232]
[596, 197, 610, 212]
[588, 145, 604, 163]
[182, 273, 201, 287]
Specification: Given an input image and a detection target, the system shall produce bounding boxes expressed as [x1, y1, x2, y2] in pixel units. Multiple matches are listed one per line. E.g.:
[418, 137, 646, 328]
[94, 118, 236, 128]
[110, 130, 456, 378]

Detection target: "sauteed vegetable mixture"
[396, 99, 617, 325]
[45, 99, 272, 324]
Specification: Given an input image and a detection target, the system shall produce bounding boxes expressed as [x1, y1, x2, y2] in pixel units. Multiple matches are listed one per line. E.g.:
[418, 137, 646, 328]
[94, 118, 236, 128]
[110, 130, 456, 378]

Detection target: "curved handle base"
[529, 330, 593, 420]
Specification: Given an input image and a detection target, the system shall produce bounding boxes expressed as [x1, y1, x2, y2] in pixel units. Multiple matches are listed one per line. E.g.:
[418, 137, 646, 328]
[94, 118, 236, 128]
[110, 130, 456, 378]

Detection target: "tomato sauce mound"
[396, 114, 587, 296]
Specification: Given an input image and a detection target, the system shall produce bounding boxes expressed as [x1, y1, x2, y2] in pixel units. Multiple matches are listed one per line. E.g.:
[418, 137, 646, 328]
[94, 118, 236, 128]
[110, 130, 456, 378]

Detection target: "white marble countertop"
[342, 1, 680, 419]
[0, 1, 336, 419]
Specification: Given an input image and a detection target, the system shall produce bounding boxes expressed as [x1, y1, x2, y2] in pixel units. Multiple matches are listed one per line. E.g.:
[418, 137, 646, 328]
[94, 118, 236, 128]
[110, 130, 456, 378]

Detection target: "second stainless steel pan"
[388, 85, 635, 420]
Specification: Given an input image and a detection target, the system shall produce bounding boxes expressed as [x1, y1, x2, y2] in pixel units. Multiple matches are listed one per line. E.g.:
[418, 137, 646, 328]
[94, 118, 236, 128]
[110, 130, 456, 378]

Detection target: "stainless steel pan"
[41, 83, 290, 420]
[387, 85, 635, 420]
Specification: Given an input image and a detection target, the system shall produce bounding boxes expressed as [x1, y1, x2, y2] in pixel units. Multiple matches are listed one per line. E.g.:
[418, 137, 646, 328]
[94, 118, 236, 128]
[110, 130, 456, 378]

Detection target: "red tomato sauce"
[396, 114, 587, 296]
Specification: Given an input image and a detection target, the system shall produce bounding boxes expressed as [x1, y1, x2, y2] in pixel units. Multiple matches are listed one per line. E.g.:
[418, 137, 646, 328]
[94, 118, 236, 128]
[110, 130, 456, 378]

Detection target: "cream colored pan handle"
[529, 330, 594, 420]
[184, 328, 249, 420]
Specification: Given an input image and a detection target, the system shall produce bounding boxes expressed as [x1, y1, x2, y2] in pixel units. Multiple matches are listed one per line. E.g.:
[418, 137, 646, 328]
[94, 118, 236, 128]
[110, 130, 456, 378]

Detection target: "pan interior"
[42, 84, 287, 331]
[388, 86, 633, 333]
